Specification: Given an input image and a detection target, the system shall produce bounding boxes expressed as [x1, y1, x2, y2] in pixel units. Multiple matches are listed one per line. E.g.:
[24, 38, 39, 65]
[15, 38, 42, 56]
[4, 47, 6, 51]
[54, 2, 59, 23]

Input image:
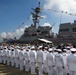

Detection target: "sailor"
[62, 49, 68, 75]
[19, 47, 24, 70]
[7, 47, 11, 65]
[53, 48, 58, 73]
[66, 46, 71, 54]
[0, 47, 3, 63]
[37, 46, 44, 75]
[10, 47, 15, 67]
[29, 46, 36, 74]
[53, 48, 58, 56]
[26, 46, 31, 52]
[14, 46, 20, 68]
[3, 46, 7, 64]
[67, 48, 76, 75]
[24, 47, 30, 72]
[43, 47, 49, 73]
[46, 48, 54, 75]
[55, 49, 64, 75]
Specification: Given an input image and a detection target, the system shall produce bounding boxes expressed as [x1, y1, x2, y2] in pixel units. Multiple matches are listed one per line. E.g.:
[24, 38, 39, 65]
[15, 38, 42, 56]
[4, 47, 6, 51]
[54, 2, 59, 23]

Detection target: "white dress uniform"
[55, 49, 64, 75]
[37, 46, 43, 75]
[29, 47, 36, 74]
[7, 48, 11, 65]
[0, 48, 3, 63]
[24, 49, 29, 72]
[43, 49, 49, 73]
[67, 48, 76, 75]
[46, 48, 54, 75]
[66, 46, 71, 54]
[10, 48, 15, 66]
[53, 49, 58, 75]
[3, 47, 7, 64]
[19, 49, 24, 70]
[53, 49, 58, 57]
[62, 49, 69, 75]
[14, 48, 19, 68]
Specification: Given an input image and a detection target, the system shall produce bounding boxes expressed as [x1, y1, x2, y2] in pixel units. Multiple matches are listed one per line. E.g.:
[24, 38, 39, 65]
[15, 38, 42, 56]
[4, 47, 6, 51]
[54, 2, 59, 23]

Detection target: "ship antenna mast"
[31, 2, 41, 27]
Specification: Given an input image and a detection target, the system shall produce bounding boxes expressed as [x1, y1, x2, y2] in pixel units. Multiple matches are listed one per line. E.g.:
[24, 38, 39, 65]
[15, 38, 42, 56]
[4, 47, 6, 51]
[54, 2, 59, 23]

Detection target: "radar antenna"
[38, 2, 40, 7]
[31, 2, 41, 27]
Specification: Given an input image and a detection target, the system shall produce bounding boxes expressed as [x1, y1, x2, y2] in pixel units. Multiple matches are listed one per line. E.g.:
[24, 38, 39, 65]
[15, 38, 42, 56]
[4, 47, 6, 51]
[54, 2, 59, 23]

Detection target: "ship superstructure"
[58, 20, 76, 38]
[19, 2, 53, 43]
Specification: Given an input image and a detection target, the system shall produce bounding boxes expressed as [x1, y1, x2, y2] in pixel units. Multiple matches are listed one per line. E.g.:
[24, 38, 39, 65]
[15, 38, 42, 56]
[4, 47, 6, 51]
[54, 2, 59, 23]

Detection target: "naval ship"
[3, 2, 76, 45]
[19, 2, 54, 43]
[19, 2, 76, 45]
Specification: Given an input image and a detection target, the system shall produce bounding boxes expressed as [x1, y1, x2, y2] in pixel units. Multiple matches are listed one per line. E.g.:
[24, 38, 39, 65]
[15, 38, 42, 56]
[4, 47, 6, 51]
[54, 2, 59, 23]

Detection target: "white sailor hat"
[16, 46, 20, 49]
[70, 48, 76, 52]
[49, 48, 52, 51]
[45, 47, 48, 49]
[57, 49, 62, 52]
[31, 46, 35, 49]
[22, 47, 25, 49]
[66, 46, 70, 49]
[63, 49, 67, 51]
[38, 46, 43, 49]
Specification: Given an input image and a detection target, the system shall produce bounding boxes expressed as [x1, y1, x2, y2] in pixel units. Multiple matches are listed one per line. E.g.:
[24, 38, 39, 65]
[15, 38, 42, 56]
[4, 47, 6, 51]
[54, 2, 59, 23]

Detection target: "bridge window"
[59, 28, 69, 32]
[72, 28, 76, 32]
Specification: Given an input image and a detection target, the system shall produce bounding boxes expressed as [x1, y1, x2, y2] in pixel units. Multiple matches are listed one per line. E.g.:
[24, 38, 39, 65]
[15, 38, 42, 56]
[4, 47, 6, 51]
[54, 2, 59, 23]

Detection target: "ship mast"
[31, 2, 41, 27]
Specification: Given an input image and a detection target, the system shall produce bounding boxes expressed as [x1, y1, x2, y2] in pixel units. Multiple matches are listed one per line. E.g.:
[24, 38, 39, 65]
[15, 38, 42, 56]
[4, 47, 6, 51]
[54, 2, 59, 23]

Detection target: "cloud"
[1, 32, 7, 38]
[0, 26, 27, 42]
[0, 32, 7, 42]
[8, 27, 25, 39]
[44, 0, 76, 13]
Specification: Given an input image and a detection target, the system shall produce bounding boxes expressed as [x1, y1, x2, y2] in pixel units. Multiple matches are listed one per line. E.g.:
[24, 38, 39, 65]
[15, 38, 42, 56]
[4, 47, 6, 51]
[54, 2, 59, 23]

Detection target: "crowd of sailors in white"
[0, 44, 76, 75]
